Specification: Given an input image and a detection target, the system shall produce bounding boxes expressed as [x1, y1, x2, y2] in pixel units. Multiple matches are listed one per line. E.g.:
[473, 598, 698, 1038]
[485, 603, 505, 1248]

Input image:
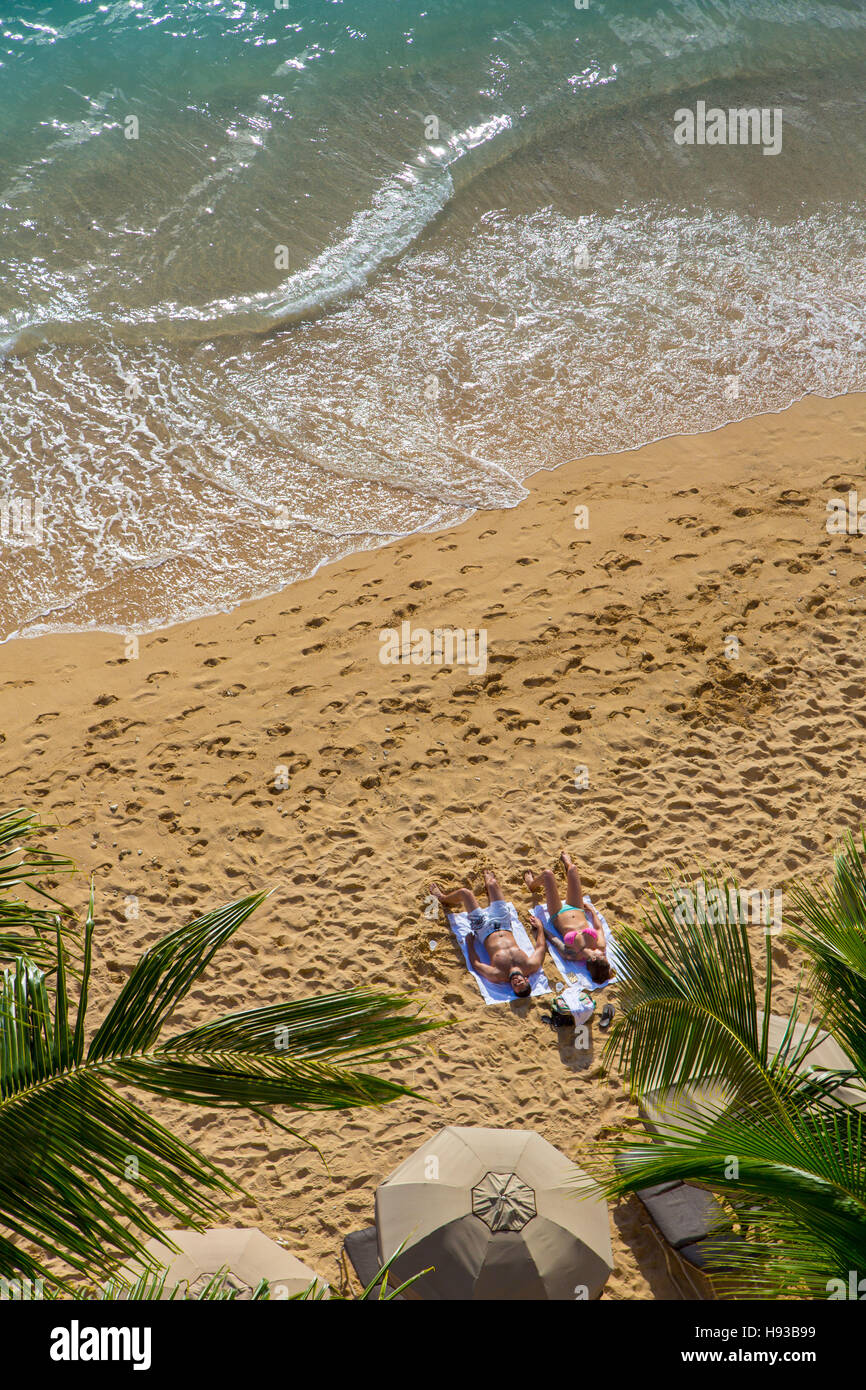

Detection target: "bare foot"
[523, 869, 538, 891]
[560, 849, 575, 870]
[429, 881, 446, 903]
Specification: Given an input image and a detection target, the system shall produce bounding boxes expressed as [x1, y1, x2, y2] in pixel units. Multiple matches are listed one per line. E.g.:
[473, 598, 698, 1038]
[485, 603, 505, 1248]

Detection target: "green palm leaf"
[0, 1066, 236, 1286]
[0, 809, 76, 970]
[0, 809, 445, 1291]
[110, 1046, 425, 1111]
[607, 875, 783, 1111]
[600, 858, 866, 1297]
[606, 1097, 866, 1297]
[786, 830, 866, 1078]
[79, 1241, 429, 1301]
[87, 892, 271, 1059]
[162, 989, 443, 1062]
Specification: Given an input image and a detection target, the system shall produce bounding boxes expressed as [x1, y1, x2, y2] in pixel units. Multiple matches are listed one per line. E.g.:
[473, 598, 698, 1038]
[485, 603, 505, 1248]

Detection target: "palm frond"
[74, 1243, 429, 1301]
[786, 829, 866, 1077]
[0, 809, 446, 1290]
[163, 988, 446, 1062]
[85, 1266, 270, 1301]
[108, 1048, 423, 1111]
[71, 882, 95, 1065]
[87, 892, 270, 1060]
[0, 810, 77, 970]
[0, 809, 74, 907]
[0, 905, 70, 971]
[605, 876, 783, 1111]
[354, 1241, 432, 1301]
[601, 855, 866, 1298]
[602, 1097, 866, 1297]
[0, 1067, 238, 1288]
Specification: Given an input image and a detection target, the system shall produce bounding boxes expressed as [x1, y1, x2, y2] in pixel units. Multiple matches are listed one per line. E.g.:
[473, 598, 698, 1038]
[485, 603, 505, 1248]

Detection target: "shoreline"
[2, 389, 865, 1296]
[3, 385, 859, 647]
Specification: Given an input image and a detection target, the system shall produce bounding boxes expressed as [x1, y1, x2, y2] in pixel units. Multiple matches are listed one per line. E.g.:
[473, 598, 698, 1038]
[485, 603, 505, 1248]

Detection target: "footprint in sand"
[87, 717, 144, 739]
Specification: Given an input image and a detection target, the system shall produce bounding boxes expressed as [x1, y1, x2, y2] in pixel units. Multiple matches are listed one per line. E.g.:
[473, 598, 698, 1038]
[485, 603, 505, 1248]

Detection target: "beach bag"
[548, 997, 576, 1028]
[558, 984, 596, 1026]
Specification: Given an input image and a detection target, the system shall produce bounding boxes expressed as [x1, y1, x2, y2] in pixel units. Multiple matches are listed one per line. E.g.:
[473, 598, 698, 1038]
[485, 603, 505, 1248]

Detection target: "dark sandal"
[599, 1003, 615, 1030]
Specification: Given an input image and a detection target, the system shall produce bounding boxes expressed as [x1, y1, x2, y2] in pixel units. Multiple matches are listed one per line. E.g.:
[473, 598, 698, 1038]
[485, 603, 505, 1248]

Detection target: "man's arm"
[533, 913, 547, 953]
[467, 936, 501, 982]
[527, 915, 548, 973]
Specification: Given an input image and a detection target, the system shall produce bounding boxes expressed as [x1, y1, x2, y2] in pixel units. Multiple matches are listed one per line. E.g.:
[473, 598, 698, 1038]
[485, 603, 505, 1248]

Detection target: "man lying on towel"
[431, 869, 547, 998]
[523, 848, 613, 984]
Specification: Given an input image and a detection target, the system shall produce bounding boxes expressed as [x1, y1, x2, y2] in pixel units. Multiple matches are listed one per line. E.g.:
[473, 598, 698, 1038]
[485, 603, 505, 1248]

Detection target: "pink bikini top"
[563, 925, 598, 946]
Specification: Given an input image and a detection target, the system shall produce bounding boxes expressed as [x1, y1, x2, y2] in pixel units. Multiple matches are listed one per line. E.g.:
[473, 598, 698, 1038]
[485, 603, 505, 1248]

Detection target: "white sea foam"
[3, 1, 866, 638]
[3, 196, 865, 642]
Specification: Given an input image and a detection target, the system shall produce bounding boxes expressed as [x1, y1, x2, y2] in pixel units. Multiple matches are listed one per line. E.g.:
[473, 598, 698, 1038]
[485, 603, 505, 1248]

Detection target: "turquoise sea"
[1, 0, 865, 637]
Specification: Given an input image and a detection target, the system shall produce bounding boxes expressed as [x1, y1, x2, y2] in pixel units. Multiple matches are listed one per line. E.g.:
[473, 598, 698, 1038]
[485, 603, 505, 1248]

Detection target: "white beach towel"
[531, 895, 621, 990]
[446, 900, 552, 1005]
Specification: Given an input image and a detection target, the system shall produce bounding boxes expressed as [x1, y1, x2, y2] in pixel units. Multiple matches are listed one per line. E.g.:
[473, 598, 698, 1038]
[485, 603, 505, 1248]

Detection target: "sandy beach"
[2, 389, 864, 1299]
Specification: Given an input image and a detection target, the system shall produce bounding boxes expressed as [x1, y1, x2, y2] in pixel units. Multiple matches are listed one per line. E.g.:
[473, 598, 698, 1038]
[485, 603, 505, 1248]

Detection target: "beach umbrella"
[639, 1078, 733, 1137]
[119, 1227, 328, 1299]
[760, 1011, 865, 1110]
[375, 1126, 613, 1300]
[640, 1010, 865, 1136]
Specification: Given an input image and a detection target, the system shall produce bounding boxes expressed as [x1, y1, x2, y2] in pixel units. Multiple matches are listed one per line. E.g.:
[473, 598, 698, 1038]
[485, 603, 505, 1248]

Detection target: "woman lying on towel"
[430, 869, 547, 999]
[523, 850, 613, 984]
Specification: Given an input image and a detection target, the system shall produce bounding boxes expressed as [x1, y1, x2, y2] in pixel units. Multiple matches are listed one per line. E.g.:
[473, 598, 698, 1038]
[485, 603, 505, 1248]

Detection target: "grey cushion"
[636, 1180, 683, 1200]
[679, 1240, 713, 1270]
[679, 1237, 740, 1272]
[343, 1227, 406, 1301]
[638, 1183, 721, 1249]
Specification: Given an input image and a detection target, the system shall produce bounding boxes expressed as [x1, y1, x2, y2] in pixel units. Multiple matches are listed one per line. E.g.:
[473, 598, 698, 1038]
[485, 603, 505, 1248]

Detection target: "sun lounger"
[343, 1227, 406, 1301]
[446, 900, 552, 1004]
[636, 1180, 742, 1271]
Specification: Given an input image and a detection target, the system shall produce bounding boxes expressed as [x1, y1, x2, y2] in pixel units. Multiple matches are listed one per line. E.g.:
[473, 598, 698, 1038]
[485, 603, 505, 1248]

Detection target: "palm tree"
[599, 835, 866, 1299]
[0, 808, 443, 1295]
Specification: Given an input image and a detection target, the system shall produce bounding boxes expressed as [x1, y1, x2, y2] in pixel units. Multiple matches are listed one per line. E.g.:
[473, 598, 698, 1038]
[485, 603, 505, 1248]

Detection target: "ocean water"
[1, 0, 865, 639]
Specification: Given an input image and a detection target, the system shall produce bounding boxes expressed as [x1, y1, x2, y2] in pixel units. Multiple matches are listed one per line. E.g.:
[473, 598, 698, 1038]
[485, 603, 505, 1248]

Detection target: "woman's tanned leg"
[560, 850, 584, 909]
[523, 867, 562, 919]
